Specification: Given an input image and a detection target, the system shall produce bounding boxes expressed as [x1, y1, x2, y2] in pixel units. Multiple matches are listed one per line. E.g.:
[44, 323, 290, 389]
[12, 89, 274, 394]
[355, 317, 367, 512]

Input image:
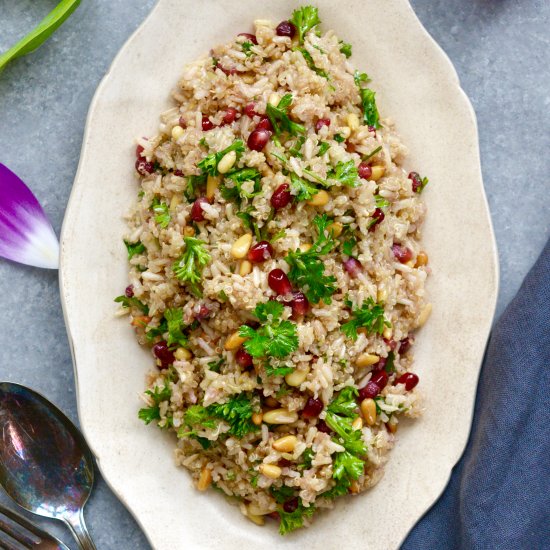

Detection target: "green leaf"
[327, 386, 358, 417]
[329, 160, 359, 187]
[265, 362, 295, 377]
[266, 94, 306, 136]
[242, 41, 254, 57]
[289, 136, 306, 158]
[151, 197, 171, 228]
[333, 133, 345, 143]
[342, 238, 357, 257]
[124, 240, 145, 260]
[172, 237, 211, 296]
[198, 140, 245, 176]
[318, 142, 330, 156]
[270, 485, 296, 504]
[185, 174, 206, 201]
[339, 41, 352, 58]
[375, 194, 390, 208]
[207, 358, 225, 373]
[279, 501, 315, 535]
[332, 450, 364, 480]
[289, 173, 318, 202]
[362, 145, 382, 162]
[341, 297, 390, 340]
[0, 0, 81, 73]
[208, 393, 259, 438]
[358, 88, 381, 129]
[296, 47, 329, 79]
[221, 168, 262, 204]
[138, 384, 171, 425]
[114, 295, 149, 314]
[322, 476, 351, 499]
[164, 308, 188, 347]
[385, 351, 395, 373]
[289, 5, 321, 44]
[354, 70, 370, 86]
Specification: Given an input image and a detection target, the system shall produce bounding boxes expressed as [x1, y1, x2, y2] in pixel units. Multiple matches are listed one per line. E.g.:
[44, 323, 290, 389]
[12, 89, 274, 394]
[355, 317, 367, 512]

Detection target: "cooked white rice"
[118, 6, 431, 535]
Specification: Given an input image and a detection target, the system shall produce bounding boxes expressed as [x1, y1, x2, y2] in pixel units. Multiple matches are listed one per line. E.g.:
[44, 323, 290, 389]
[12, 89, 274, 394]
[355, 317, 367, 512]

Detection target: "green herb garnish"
[329, 160, 359, 187]
[266, 94, 306, 136]
[114, 295, 149, 314]
[289, 5, 321, 44]
[221, 168, 262, 204]
[354, 71, 381, 129]
[151, 197, 171, 228]
[124, 240, 145, 260]
[289, 172, 318, 202]
[339, 41, 352, 58]
[164, 308, 188, 347]
[138, 384, 171, 425]
[197, 140, 245, 176]
[341, 297, 390, 340]
[172, 237, 211, 296]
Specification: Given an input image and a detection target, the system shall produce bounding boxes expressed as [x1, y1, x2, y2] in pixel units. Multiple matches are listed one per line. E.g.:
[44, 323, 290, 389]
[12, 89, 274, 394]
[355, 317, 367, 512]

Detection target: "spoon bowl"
[0, 382, 97, 550]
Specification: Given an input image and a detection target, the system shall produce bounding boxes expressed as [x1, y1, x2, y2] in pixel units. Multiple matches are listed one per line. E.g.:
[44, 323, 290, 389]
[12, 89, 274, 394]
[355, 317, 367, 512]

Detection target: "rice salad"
[117, 6, 432, 535]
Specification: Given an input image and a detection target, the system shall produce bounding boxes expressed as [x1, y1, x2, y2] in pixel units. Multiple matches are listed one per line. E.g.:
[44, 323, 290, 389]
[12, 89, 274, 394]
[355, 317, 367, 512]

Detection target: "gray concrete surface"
[0, 1, 548, 548]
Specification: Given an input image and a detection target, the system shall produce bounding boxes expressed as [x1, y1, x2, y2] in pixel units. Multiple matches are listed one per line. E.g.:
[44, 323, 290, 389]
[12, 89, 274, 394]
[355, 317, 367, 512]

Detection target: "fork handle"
[64, 510, 97, 550]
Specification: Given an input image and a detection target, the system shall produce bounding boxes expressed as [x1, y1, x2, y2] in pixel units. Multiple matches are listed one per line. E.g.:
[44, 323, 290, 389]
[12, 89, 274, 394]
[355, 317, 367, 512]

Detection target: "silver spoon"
[0, 382, 97, 550]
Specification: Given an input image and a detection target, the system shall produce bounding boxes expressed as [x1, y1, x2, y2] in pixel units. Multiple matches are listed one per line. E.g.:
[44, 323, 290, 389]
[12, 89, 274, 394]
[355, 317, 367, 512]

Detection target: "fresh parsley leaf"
[172, 237, 211, 297]
[221, 168, 262, 204]
[207, 358, 225, 373]
[354, 70, 370, 86]
[239, 301, 299, 358]
[266, 94, 306, 136]
[289, 172, 318, 202]
[114, 295, 149, 314]
[184, 405, 218, 430]
[339, 41, 352, 58]
[341, 297, 390, 340]
[300, 447, 314, 470]
[318, 142, 330, 155]
[208, 393, 259, 438]
[296, 47, 329, 78]
[164, 308, 188, 347]
[151, 197, 171, 228]
[285, 214, 338, 304]
[124, 239, 145, 260]
[270, 485, 296, 504]
[185, 174, 206, 201]
[194, 436, 212, 449]
[289, 136, 306, 158]
[289, 5, 321, 44]
[332, 450, 364, 480]
[354, 71, 380, 128]
[276, 382, 291, 398]
[326, 412, 366, 456]
[329, 160, 359, 187]
[197, 140, 245, 176]
[265, 362, 295, 377]
[242, 41, 254, 57]
[145, 318, 168, 342]
[327, 386, 358, 417]
[236, 208, 255, 231]
[385, 351, 395, 373]
[322, 475, 351, 499]
[342, 237, 357, 257]
[279, 501, 315, 535]
[333, 133, 345, 143]
[362, 145, 382, 162]
[138, 384, 171, 425]
[375, 194, 390, 208]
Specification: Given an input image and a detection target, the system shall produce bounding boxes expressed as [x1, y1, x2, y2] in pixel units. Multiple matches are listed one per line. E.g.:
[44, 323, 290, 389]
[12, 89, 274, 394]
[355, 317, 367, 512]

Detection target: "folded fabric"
[402, 238, 550, 550]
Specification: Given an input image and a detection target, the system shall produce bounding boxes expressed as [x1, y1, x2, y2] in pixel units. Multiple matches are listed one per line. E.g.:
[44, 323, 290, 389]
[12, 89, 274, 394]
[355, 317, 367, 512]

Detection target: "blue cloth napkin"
[402, 239, 550, 550]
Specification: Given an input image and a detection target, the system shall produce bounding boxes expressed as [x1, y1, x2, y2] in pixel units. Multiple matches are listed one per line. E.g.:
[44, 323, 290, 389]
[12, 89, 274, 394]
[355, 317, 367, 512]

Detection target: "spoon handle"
[65, 510, 97, 550]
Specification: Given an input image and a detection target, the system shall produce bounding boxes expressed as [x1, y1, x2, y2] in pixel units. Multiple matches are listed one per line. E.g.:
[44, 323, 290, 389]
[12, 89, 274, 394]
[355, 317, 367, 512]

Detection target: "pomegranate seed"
[371, 370, 389, 390]
[247, 128, 271, 151]
[125, 285, 134, 298]
[372, 357, 387, 372]
[195, 305, 210, 321]
[291, 291, 310, 318]
[358, 162, 372, 180]
[395, 372, 419, 390]
[409, 171, 423, 193]
[315, 118, 330, 132]
[236, 348, 253, 368]
[343, 257, 362, 278]
[178, 116, 187, 128]
[247, 241, 273, 263]
[384, 338, 398, 351]
[302, 397, 323, 419]
[244, 103, 257, 117]
[268, 269, 292, 295]
[358, 381, 381, 400]
[135, 158, 154, 176]
[270, 183, 292, 209]
[222, 107, 238, 125]
[256, 116, 273, 132]
[368, 208, 385, 232]
[202, 116, 214, 131]
[283, 498, 299, 513]
[190, 197, 210, 222]
[136, 144, 145, 158]
[392, 244, 413, 264]
[345, 141, 356, 154]
[399, 337, 412, 355]
[173, 169, 184, 177]
[368, 125, 377, 136]
[276, 20, 296, 38]
[278, 458, 292, 468]
[316, 419, 332, 433]
[153, 341, 175, 368]
[238, 32, 258, 45]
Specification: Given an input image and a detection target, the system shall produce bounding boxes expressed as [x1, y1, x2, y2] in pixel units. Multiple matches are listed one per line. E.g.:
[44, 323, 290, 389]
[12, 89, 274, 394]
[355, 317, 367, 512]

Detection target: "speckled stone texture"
[0, 1, 548, 548]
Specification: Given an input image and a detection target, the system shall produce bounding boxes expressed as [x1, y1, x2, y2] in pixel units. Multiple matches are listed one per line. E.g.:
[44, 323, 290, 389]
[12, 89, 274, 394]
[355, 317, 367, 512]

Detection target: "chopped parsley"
[342, 237, 357, 257]
[207, 358, 225, 373]
[242, 41, 254, 57]
[285, 214, 338, 304]
[124, 239, 145, 260]
[151, 197, 171, 228]
[354, 71, 381, 129]
[185, 174, 206, 201]
[290, 5, 321, 44]
[289, 172, 318, 201]
[296, 47, 329, 79]
[239, 301, 299, 358]
[138, 384, 171, 425]
[197, 140, 245, 176]
[329, 159, 359, 187]
[220, 168, 262, 204]
[270, 485, 296, 503]
[333, 133, 345, 143]
[375, 194, 390, 208]
[164, 308, 188, 347]
[384, 351, 395, 373]
[318, 142, 330, 155]
[300, 447, 315, 470]
[289, 136, 306, 158]
[266, 94, 305, 136]
[339, 41, 352, 58]
[362, 145, 382, 162]
[114, 295, 149, 314]
[341, 297, 390, 340]
[172, 237, 211, 297]
[265, 362, 295, 377]
[182, 393, 258, 439]
[279, 501, 316, 535]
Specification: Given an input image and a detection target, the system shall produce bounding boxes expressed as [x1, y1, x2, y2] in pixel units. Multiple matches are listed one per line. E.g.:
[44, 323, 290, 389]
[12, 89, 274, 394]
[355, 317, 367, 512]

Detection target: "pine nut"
[299, 243, 312, 252]
[284, 367, 309, 387]
[383, 326, 393, 340]
[197, 466, 212, 491]
[340, 126, 351, 139]
[272, 435, 297, 452]
[370, 165, 386, 181]
[356, 353, 380, 368]
[327, 221, 343, 237]
[259, 463, 282, 479]
[174, 347, 192, 360]
[377, 287, 387, 302]
[247, 503, 270, 516]
[306, 189, 330, 206]
[264, 396, 279, 408]
[183, 226, 195, 237]
[268, 92, 280, 106]
[415, 251, 429, 267]
[217, 150, 237, 174]
[171, 125, 184, 140]
[418, 303, 433, 327]
[360, 398, 377, 426]
[247, 511, 265, 526]
[170, 195, 181, 211]
[252, 412, 263, 426]
[346, 113, 360, 131]
[387, 417, 398, 433]
[352, 417, 363, 430]
[206, 175, 221, 199]
[239, 260, 252, 276]
[263, 408, 298, 424]
[224, 331, 247, 351]
[231, 233, 253, 258]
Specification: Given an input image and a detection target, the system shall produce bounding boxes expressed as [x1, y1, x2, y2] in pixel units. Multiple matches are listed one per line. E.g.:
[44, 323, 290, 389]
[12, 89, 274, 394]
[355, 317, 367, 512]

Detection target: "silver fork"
[0, 504, 70, 550]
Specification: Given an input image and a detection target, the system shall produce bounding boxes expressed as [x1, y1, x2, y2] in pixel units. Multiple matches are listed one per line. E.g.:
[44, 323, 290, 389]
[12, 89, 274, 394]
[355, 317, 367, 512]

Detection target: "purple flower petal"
[0, 163, 59, 269]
